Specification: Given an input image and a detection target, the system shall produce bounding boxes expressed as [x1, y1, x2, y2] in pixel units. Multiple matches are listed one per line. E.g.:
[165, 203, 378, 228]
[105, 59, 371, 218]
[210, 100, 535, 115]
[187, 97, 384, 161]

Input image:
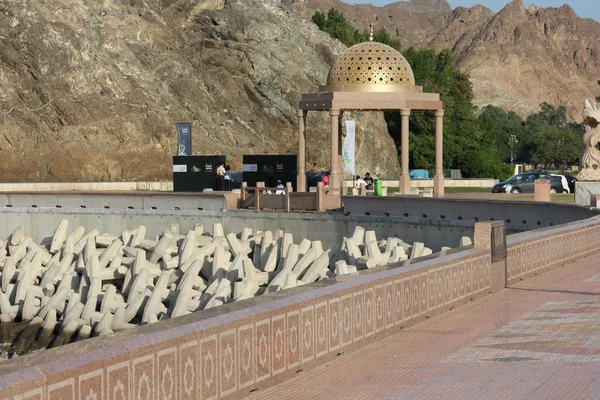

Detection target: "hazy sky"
[343, 0, 599, 22]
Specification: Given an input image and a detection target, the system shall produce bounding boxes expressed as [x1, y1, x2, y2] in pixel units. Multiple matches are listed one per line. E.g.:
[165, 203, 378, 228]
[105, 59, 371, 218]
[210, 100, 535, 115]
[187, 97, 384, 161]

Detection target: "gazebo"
[296, 36, 445, 199]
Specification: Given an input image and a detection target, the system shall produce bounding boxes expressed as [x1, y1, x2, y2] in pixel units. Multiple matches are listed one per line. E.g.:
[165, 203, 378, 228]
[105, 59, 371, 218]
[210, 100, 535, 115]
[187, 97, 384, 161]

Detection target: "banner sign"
[243, 164, 258, 172]
[176, 122, 192, 156]
[343, 120, 356, 175]
[173, 164, 187, 173]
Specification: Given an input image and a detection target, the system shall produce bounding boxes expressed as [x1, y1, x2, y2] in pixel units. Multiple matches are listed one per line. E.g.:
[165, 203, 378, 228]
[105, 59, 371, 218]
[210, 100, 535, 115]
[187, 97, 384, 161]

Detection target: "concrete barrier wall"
[0, 192, 227, 211]
[1, 214, 599, 398]
[343, 178, 499, 188]
[0, 208, 474, 252]
[0, 181, 173, 192]
[343, 196, 597, 233]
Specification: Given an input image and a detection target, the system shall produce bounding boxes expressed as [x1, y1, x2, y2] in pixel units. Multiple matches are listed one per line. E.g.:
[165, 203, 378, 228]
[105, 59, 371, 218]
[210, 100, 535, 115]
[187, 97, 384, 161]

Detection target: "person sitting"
[322, 171, 330, 187]
[275, 180, 285, 195]
[355, 175, 367, 188]
[363, 172, 374, 190]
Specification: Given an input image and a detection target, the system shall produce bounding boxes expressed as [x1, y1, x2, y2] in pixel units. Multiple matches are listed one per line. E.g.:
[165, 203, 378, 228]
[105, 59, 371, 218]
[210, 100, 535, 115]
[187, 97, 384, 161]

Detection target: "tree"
[311, 9, 364, 47]
[312, 11, 326, 30]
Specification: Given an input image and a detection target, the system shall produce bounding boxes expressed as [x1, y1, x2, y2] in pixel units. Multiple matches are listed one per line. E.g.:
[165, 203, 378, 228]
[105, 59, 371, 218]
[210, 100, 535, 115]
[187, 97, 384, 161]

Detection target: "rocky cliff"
[285, 0, 600, 121]
[0, 0, 399, 182]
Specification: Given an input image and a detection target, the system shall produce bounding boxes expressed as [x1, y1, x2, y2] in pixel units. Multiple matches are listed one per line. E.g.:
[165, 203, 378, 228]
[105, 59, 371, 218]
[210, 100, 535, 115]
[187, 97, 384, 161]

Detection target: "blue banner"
[176, 123, 192, 156]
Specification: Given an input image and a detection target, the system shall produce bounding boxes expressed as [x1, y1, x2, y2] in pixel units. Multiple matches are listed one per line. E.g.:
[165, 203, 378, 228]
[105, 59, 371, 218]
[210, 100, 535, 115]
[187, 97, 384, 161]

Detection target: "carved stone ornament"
[577, 99, 600, 181]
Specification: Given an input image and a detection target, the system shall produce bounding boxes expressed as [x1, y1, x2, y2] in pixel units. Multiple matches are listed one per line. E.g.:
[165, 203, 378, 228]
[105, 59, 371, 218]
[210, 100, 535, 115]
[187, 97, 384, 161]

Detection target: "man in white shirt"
[216, 163, 226, 191]
[355, 175, 367, 188]
[275, 180, 285, 195]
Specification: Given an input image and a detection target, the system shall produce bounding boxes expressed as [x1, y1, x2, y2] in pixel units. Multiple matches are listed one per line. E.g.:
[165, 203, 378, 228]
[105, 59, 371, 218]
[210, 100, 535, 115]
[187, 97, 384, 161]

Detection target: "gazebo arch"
[296, 37, 445, 199]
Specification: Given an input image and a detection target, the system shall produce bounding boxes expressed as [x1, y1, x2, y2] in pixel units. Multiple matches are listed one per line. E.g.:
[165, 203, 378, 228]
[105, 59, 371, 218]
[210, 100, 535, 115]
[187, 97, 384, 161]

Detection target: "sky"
[343, 0, 599, 22]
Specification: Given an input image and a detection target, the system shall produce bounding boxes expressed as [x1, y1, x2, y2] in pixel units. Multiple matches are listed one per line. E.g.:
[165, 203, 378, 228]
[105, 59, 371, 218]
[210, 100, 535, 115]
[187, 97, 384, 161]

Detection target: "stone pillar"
[474, 220, 507, 291]
[338, 113, 344, 194]
[399, 109, 411, 194]
[330, 109, 341, 192]
[296, 109, 307, 192]
[534, 178, 551, 202]
[433, 109, 445, 198]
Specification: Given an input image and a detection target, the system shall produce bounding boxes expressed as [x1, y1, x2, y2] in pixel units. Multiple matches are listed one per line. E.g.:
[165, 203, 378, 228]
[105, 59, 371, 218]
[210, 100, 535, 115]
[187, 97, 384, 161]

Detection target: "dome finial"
[369, 24, 374, 42]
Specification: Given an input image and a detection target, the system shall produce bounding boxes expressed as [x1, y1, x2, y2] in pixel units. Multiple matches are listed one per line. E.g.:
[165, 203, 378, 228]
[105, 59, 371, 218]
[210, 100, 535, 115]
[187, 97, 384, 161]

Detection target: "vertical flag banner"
[176, 122, 192, 156]
[343, 120, 356, 175]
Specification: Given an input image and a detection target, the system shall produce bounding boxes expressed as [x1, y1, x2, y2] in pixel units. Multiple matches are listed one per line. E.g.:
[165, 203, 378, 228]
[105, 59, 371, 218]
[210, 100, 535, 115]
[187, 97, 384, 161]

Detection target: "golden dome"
[321, 41, 417, 93]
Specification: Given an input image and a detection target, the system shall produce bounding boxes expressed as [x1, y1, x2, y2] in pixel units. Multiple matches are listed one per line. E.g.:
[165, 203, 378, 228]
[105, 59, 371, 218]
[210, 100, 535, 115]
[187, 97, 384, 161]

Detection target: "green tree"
[312, 9, 364, 47]
[312, 11, 326, 30]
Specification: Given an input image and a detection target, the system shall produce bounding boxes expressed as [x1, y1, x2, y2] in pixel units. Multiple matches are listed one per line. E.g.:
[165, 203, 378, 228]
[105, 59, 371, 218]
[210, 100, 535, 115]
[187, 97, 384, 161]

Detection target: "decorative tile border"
[507, 220, 600, 284]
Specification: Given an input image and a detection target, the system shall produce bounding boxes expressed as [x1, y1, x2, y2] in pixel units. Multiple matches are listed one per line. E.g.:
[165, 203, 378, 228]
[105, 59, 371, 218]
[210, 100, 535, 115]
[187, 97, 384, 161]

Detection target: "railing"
[240, 182, 342, 212]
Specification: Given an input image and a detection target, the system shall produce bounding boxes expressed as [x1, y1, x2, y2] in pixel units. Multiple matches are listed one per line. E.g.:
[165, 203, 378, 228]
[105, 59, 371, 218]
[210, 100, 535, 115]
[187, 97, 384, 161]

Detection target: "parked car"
[549, 174, 569, 193]
[564, 175, 577, 193]
[492, 172, 551, 193]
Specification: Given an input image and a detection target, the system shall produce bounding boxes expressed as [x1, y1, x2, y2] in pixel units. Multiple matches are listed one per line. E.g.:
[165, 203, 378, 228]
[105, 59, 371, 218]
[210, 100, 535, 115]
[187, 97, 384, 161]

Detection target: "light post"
[509, 134, 518, 170]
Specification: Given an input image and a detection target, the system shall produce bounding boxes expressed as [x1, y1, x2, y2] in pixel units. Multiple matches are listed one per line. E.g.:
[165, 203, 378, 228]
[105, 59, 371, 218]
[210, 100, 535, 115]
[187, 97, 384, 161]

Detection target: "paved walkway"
[246, 254, 600, 399]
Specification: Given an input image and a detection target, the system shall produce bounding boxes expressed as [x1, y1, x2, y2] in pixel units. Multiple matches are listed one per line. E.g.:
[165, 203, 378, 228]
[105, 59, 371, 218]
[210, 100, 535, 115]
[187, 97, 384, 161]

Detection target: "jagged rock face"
[444, 1, 600, 121]
[0, 0, 399, 182]
[285, 0, 600, 121]
[283, 0, 451, 47]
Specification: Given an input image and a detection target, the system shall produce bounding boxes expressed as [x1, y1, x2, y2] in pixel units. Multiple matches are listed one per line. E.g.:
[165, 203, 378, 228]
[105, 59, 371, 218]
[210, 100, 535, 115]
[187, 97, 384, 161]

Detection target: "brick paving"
[245, 254, 600, 399]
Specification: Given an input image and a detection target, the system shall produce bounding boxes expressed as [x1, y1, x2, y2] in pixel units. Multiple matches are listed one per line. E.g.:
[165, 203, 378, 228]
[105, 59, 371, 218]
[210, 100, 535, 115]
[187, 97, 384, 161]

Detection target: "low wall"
[343, 178, 499, 188]
[2, 214, 599, 399]
[0, 192, 227, 211]
[343, 196, 597, 233]
[506, 215, 600, 285]
[0, 181, 173, 192]
[0, 208, 473, 252]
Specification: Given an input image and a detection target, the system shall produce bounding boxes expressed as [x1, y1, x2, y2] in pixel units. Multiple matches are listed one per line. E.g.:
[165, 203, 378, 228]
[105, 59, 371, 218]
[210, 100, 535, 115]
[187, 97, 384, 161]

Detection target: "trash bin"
[374, 179, 383, 196]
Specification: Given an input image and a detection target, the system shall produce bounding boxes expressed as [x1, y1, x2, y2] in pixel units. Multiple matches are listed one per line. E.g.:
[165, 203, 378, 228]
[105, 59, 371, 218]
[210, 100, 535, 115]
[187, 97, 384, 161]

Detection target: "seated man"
[355, 175, 367, 188]
[363, 172, 374, 190]
[275, 180, 285, 195]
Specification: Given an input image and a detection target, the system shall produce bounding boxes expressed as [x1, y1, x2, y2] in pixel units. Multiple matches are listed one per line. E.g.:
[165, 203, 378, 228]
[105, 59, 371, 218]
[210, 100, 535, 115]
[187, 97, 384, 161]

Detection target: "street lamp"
[509, 134, 518, 170]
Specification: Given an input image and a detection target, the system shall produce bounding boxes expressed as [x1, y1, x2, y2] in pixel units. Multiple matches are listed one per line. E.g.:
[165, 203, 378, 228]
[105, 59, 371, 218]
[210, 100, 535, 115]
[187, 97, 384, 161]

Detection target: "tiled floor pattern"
[246, 254, 600, 399]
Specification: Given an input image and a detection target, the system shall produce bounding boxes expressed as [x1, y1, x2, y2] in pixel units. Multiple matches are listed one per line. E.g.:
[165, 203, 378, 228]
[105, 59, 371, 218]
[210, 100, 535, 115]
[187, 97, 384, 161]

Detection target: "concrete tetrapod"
[2, 221, 462, 356]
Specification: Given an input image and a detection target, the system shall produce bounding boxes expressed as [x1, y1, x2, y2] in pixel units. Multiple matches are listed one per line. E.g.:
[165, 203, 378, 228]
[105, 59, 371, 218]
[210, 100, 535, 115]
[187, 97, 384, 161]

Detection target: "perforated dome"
[322, 41, 416, 92]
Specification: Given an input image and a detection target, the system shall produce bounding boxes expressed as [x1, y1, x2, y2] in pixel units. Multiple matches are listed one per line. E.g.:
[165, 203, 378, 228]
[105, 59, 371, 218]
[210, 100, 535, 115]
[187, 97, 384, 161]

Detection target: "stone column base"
[399, 174, 411, 194]
[296, 174, 306, 193]
[433, 174, 444, 197]
[575, 181, 600, 206]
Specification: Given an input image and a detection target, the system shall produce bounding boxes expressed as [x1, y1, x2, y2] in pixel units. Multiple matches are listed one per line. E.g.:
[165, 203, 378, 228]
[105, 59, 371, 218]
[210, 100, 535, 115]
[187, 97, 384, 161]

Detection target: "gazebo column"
[338, 113, 344, 191]
[399, 109, 411, 194]
[330, 109, 341, 192]
[296, 109, 307, 192]
[433, 109, 445, 198]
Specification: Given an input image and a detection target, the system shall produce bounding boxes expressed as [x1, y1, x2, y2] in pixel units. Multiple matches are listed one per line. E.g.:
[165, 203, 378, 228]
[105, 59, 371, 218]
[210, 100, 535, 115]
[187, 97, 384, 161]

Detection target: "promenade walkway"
[246, 253, 600, 399]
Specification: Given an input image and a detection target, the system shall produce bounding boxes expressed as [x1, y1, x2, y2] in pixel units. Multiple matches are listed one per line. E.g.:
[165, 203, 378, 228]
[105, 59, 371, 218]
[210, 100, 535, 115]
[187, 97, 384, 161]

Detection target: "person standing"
[214, 163, 221, 191]
[224, 165, 234, 191]
[216, 163, 226, 191]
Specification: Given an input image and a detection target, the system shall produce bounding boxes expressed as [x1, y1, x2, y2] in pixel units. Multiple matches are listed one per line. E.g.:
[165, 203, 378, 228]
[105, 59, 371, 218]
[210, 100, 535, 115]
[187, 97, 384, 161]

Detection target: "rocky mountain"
[285, 0, 600, 121]
[0, 0, 399, 182]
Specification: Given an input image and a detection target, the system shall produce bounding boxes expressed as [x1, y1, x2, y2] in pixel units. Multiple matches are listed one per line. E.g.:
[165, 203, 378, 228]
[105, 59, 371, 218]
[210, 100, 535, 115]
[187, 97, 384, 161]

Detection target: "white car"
[550, 174, 570, 193]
